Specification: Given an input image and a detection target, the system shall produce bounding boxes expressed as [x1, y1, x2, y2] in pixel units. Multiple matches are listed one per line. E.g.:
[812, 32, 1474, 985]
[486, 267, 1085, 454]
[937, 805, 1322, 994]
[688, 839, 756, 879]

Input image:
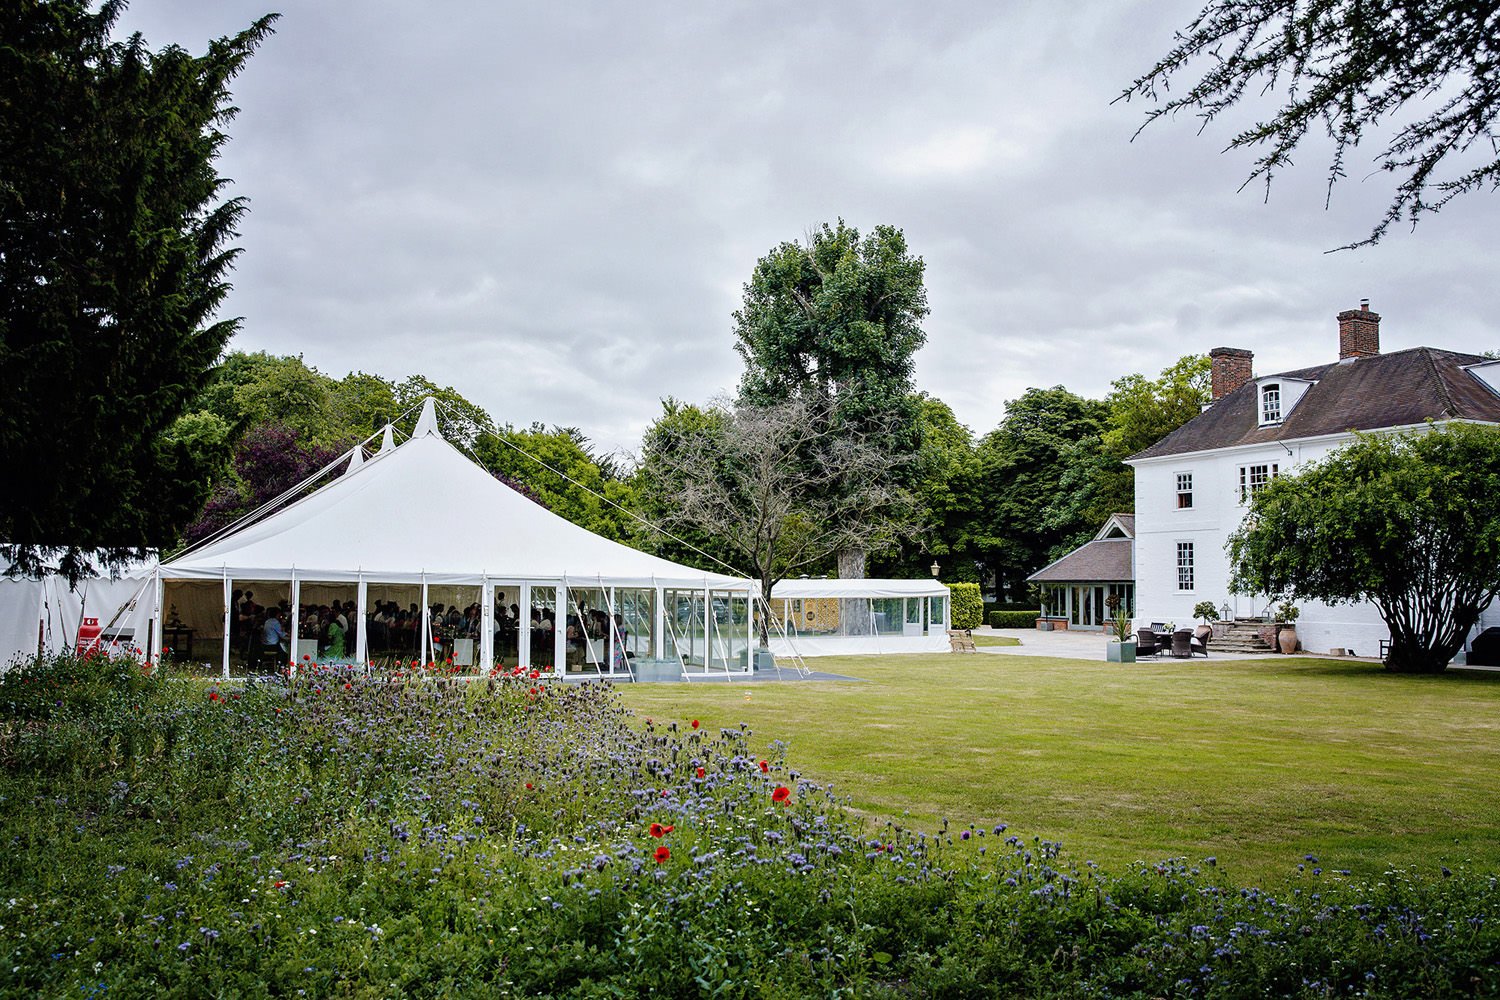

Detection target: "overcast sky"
[116, 1, 1500, 455]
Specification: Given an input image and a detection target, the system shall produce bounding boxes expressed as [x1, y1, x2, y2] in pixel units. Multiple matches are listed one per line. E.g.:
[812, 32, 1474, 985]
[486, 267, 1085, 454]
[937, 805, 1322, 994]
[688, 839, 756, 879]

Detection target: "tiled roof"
[1128, 347, 1500, 462]
[1026, 538, 1133, 584]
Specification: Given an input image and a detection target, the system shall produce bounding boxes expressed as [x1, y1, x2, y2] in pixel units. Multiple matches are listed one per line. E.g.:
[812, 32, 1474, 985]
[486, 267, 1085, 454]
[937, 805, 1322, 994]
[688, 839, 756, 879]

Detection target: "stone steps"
[1211, 619, 1278, 653]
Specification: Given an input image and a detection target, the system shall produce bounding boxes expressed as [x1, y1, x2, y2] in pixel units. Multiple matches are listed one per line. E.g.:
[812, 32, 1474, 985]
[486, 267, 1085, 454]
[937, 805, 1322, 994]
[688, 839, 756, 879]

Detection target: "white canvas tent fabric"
[770, 579, 948, 600]
[767, 578, 950, 658]
[0, 559, 156, 669]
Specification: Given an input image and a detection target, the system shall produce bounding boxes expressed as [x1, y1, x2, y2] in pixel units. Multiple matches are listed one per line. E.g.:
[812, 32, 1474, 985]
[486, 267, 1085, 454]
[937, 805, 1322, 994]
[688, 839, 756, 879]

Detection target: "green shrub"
[989, 610, 1041, 628]
[948, 582, 983, 629]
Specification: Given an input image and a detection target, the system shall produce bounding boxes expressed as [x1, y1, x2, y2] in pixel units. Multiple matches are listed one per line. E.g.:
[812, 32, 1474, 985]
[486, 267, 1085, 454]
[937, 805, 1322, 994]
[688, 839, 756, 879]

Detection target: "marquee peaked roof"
[162, 402, 748, 589]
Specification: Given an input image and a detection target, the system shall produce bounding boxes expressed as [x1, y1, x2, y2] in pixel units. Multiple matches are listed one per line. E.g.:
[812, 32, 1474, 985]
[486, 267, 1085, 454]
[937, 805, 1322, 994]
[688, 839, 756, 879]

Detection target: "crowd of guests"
[227, 588, 633, 668]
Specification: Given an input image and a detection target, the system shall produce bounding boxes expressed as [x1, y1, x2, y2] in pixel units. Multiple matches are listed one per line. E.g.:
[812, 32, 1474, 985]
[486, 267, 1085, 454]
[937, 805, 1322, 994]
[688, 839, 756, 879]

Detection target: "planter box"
[1106, 641, 1137, 663]
[632, 658, 684, 683]
[1037, 620, 1054, 631]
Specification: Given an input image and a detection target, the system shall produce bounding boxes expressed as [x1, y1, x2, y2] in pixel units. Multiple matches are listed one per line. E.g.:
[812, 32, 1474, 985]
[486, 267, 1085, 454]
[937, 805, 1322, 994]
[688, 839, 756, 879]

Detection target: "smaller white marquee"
[767, 578, 950, 657]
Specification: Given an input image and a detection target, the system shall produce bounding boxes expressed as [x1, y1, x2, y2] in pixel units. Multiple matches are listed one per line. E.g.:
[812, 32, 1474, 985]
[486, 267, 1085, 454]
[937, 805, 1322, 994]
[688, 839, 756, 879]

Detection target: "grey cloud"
[114, 1, 1500, 451]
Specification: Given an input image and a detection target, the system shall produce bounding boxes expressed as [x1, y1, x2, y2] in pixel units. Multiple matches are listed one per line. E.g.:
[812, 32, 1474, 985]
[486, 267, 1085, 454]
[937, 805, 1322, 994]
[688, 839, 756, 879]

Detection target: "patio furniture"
[1192, 624, 1212, 657]
[1135, 628, 1161, 658]
[1171, 629, 1194, 658]
[948, 629, 977, 653]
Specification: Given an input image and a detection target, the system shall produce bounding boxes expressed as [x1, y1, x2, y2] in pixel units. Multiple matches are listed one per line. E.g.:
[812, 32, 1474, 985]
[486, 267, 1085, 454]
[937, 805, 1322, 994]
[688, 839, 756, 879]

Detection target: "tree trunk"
[837, 547, 871, 636]
[757, 571, 775, 648]
[1383, 631, 1457, 673]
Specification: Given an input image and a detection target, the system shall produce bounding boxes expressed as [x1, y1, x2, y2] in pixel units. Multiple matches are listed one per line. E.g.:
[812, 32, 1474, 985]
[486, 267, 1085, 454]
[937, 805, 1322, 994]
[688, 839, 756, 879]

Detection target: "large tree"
[733, 220, 929, 579]
[0, 1, 276, 579]
[1121, 0, 1500, 246]
[1227, 423, 1500, 673]
[637, 396, 916, 631]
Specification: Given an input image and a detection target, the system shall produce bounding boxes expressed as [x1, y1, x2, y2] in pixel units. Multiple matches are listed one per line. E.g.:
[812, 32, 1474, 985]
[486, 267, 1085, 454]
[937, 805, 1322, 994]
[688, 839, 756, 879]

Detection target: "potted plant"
[1105, 596, 1135, 662]
[1192, 600, 1222, 638]
[1275, 600, 1301, 654]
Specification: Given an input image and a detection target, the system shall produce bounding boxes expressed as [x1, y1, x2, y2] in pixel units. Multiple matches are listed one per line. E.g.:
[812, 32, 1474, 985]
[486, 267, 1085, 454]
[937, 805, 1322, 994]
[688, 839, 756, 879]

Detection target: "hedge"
[990, 610, 1041, 628]
[985, 601, 1037, 615]
[947, 582, 984, 629]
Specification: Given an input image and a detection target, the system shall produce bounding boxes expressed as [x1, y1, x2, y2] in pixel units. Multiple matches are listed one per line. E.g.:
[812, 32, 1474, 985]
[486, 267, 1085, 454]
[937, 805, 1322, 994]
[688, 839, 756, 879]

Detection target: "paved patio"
[975, 626, 1288, 662]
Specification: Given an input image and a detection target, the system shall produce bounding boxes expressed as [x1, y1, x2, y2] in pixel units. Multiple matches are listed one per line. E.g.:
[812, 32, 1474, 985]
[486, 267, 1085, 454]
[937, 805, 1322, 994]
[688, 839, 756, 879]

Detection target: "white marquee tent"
[0, 557, 155, 668]
[766, 577, 950, 657]
[154, 399, 757, 677]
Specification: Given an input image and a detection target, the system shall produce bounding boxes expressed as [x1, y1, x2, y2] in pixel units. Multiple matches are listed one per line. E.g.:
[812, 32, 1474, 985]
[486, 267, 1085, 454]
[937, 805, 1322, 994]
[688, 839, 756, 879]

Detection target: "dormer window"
[1260, 383, 1282, 425]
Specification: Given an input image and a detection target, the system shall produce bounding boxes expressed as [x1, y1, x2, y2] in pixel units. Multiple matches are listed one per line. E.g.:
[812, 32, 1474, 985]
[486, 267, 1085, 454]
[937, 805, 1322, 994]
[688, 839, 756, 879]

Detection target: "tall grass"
[0, 653, 1495, 997]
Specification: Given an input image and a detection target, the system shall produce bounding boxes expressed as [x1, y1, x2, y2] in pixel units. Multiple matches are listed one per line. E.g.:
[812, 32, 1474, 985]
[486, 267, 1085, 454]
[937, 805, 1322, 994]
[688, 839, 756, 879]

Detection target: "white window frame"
[1175, 471, 1193, 509]
[1176, 541, 1195, 592]
[1238, 462, 1280, 502]
[1260, 383, 1282, 425]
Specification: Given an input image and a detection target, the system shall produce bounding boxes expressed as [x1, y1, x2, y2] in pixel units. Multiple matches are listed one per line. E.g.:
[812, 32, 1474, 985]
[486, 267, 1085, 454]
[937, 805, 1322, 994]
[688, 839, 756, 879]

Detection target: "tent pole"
[480, 578, 493, 675]
[420, 575, 429, 668]
[518, 582, 531, 672]
[290, 571, 300, 678]
[151, 569, 163, 671]
[652, 577, 665, 661]
[356, 573, 368, 667]
[604, 582, 615, 675]
[556, 577, 568, 677]
[702, 584, 710, 675]
[221, 571, 231, 680]
[747, 586, 754, 672]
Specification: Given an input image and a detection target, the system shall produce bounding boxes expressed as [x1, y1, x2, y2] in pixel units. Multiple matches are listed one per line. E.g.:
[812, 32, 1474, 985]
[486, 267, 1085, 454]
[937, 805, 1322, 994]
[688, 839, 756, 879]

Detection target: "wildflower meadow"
[0, 653, 1496, 997]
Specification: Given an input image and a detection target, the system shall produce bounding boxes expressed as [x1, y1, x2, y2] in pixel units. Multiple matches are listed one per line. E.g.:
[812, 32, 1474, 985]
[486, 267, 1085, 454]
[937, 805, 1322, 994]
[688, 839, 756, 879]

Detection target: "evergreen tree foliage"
[0, 1, 276, 579]
[871, 395, 982, 582]
[975, 387, 1109, 601]
[1121, 0, 1500, 245]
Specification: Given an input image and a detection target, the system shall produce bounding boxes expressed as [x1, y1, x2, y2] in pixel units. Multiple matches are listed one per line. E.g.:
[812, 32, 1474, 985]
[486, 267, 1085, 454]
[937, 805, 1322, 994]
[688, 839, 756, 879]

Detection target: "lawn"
[619, 652, 1500, 884]
[971, 633, 1020, 647]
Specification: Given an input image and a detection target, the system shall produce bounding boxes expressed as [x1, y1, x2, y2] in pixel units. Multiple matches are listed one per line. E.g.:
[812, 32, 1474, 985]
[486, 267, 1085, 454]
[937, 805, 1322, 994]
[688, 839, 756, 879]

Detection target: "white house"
[1126, 302, 1500, 657]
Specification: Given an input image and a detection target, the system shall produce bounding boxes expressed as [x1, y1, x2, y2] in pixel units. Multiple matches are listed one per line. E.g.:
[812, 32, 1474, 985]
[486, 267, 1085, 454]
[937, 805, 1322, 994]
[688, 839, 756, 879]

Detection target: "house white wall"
[1132, 433, 1400, 656]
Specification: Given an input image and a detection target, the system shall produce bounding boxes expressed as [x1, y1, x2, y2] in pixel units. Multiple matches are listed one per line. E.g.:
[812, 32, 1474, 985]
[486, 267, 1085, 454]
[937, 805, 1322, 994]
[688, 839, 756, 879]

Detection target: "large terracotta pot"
[1277, 625, 1299, 654]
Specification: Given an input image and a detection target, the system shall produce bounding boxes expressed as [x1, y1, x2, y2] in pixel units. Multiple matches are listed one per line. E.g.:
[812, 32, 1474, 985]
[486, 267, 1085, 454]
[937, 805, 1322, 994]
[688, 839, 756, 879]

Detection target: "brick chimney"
[1337, 299, 1380, 359]
[1209, 347, 1254, 401]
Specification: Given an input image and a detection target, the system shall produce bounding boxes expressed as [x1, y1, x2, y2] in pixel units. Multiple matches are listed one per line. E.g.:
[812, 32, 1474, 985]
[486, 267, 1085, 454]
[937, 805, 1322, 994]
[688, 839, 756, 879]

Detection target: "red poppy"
[525, 782, 534, 790]
[691, 719, 700, 729]
[758, 759, 770, 773]
[343, 682, 352, 690]
[208, 691, 219, 702]
[648, 822, 674, 838]
[772, 785, 791, 804]
[653, 846, 670, 864]
[303, 654, 311, 661]
[528, 669, 539, 680]
[696, 767, 706, 779]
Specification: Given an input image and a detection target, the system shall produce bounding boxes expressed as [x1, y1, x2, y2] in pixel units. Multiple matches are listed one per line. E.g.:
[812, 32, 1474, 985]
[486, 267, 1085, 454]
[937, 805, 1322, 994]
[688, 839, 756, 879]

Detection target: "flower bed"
[0, 653, 1496, 996]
